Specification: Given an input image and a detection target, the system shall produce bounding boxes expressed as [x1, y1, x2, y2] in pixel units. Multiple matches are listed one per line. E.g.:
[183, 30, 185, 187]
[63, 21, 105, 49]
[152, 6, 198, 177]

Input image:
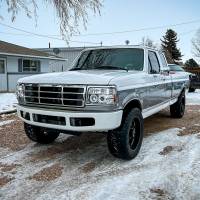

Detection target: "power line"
[179, 29, 198, 36]
[73, 19, 200, 37]
[0, 31, 32, 36]
[0, 19, 199, 44]
[0, 28, 198, 39]
[0, 22, 100, 45]
[0, 31, 60, 37]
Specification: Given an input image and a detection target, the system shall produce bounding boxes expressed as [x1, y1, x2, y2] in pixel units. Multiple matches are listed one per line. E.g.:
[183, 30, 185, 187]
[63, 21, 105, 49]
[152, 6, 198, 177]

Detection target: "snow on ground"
[186, 89, 200, 105]
[0, 90, 200, 199]
[0, 93, 17, 114]
[0, 120, 14, 127]
[1, 128, 200, 200]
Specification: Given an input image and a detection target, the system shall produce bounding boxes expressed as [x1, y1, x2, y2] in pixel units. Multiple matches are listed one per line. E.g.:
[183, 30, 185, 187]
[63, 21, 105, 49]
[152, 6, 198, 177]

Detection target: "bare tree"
[141, 36, 160, 49]
[141, 37, 153, 48]
[2, 0, 102, 41]
[192, 29, 200, 60]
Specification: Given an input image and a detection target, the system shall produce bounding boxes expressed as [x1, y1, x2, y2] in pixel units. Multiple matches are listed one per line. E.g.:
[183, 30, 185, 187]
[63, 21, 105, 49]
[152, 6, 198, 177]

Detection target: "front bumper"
[17, 105, 123, 132]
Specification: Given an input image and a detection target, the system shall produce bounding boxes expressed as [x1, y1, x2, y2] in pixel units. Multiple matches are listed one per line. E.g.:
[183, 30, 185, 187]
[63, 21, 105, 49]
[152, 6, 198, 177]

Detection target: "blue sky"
[0, 0, 200, 61]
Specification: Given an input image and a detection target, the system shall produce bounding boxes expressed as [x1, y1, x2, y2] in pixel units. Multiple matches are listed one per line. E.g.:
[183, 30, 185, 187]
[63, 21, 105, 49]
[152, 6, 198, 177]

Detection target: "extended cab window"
[159, 53, 168, 69]
[148, 51, 160, 74]
[73, 48, 144, 71]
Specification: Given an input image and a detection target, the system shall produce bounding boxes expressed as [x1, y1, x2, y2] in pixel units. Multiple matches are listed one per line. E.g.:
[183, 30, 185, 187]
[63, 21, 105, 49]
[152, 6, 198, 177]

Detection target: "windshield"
[169, 64, 185, 72]
[72, 48, 144, 71]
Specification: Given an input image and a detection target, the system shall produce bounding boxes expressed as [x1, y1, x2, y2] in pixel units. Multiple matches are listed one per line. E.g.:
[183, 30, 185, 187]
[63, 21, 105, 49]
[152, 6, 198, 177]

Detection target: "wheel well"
[179, 88, 185, 99]
[181, 87, 185, 94]
[123, 99, 142, 119]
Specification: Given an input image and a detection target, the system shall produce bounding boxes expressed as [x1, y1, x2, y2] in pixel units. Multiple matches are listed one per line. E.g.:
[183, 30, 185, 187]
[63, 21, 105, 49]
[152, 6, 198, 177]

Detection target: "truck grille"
[24, 84, 86, 107]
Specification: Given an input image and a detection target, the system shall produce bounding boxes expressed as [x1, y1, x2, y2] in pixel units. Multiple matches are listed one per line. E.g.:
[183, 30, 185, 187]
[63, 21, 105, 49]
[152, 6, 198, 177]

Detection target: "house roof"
[0, 40, 65, 60]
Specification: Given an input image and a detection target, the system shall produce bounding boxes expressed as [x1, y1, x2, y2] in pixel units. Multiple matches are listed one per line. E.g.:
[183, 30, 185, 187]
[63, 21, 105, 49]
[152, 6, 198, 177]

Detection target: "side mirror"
[161, 70, 170, 76]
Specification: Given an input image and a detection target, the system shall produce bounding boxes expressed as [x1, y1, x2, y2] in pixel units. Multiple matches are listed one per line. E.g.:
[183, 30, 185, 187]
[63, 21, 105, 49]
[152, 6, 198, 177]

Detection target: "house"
[37, 47, 93, 71]
[0, 40, 65, 92]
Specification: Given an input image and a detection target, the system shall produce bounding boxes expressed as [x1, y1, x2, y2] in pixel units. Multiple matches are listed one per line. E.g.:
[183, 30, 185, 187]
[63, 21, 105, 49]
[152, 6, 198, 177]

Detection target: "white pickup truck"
[16, 46, 189, 160]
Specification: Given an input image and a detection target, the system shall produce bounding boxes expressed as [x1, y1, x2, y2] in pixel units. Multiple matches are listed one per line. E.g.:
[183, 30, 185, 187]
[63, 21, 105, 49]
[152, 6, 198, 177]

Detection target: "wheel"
[170, 91, 185, 118]
[107, 108, 144, 160]
[189, 87, 195, 92]
[24, 123, 60, 144]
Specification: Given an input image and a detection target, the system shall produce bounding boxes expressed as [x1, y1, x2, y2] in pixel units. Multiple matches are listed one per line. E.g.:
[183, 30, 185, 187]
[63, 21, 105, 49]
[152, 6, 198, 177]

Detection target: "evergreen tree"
[185, 58, 199, 68]
[161, 29, 182, 63]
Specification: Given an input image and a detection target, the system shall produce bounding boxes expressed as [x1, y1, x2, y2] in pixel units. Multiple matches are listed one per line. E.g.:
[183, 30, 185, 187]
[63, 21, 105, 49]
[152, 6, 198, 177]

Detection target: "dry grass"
[150, 188, 166, 196]
[159, 146, 174, 155]
[0, 114, 30, 151]
[0, 176, 14, 187]
[144, 105, 200, 136]
[0, 163, 21, 172]
[80, 161, 96, 173]
[29, 163, 63, 182]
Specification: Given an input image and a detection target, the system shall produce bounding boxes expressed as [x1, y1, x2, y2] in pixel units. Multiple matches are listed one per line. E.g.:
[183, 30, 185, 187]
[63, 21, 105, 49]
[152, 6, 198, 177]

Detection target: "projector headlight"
[87, 86, 117, 105]
[16, 84, 25, 103]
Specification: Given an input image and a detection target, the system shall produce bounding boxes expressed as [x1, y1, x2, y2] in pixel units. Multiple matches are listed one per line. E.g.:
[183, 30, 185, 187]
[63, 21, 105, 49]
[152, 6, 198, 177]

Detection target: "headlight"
[87, 86, 117, 105]
[16, 84, 25, 103]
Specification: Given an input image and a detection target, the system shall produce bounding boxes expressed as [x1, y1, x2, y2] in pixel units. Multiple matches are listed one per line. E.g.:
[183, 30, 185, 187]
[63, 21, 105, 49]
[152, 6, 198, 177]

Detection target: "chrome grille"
[24, 84, 86, 107]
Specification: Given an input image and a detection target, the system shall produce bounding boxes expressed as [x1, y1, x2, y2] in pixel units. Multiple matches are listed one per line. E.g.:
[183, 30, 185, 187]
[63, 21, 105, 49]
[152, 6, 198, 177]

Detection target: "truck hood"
[18, 70, 142, 85]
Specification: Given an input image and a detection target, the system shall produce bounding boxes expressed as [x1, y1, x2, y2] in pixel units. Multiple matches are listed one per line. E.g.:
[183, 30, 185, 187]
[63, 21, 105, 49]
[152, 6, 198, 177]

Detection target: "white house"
[38, 46, 109, 72]
[0, 40, 64, 92]
[37, 47, 89, 71]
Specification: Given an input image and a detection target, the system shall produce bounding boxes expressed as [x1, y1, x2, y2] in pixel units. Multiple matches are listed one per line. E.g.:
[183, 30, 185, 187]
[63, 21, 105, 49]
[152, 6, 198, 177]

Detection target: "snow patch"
[0, 120, 14, 127]
[1, 128, 200, 200]
[0, 93, 17, 114]
[186, 89, 200, 105]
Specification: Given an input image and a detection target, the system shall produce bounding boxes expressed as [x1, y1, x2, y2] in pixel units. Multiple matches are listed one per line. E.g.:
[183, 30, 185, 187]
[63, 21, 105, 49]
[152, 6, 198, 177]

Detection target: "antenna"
[125, 40, 130, 45]
[53, 48, 60, 55]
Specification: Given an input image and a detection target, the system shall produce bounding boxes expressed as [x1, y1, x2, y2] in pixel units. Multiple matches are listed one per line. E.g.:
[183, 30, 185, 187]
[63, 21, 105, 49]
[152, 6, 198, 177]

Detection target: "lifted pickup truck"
[16, 46, 189, 160]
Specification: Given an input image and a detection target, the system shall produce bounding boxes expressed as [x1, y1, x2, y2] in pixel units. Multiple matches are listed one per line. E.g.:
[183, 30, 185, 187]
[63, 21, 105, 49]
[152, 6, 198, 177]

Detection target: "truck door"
[158, 52, 172, 101]
[147, 51, 166, 107]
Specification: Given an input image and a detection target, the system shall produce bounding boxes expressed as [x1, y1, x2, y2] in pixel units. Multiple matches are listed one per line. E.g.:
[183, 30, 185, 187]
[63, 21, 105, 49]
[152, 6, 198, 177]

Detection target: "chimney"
[48, 42, 51, 48]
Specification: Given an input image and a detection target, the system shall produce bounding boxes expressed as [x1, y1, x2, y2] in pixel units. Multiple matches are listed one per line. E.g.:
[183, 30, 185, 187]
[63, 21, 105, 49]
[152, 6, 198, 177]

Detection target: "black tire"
[189, 87, 195, 93]
[24, 123, 60, 144]
[170, 91, 185, 118]
[107, 108, 144, 160]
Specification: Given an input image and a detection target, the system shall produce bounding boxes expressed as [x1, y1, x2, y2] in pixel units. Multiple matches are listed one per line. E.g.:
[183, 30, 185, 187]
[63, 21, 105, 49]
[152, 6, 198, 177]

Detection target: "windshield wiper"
[93, 65, 128, 72]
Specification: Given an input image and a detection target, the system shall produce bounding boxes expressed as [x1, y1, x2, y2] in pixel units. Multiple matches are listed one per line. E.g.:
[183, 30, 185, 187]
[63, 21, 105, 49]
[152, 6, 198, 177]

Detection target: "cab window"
[148, 51, 160, 74]
[159, 53, 168, 69]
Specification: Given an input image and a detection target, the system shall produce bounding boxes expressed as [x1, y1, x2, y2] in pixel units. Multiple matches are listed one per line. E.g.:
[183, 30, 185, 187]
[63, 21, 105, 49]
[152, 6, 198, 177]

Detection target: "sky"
[0, 0, 200, 62]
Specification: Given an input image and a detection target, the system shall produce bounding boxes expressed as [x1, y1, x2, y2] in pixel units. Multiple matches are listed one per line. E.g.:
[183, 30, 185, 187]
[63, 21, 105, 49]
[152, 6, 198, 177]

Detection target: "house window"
[0, 60, 5, 73]
[18, 59, 41, 72]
